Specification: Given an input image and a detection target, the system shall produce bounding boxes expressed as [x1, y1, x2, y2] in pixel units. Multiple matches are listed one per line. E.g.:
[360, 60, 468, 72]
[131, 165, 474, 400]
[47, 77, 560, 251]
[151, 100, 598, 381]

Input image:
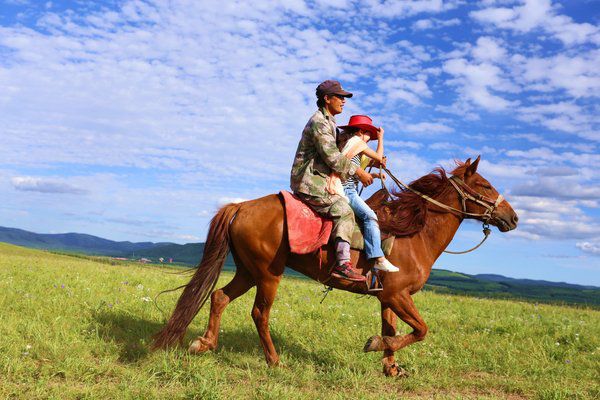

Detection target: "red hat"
[339, 115, 379, 139]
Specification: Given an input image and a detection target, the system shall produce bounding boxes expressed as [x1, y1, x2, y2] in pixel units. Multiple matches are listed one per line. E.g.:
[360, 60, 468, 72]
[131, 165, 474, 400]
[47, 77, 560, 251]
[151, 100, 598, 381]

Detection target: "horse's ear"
[465, 155, 480, 177]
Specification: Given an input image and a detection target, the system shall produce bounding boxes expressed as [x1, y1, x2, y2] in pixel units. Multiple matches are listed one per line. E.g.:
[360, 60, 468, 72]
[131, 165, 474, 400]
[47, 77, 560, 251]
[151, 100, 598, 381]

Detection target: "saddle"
[279, 191, 394, 256]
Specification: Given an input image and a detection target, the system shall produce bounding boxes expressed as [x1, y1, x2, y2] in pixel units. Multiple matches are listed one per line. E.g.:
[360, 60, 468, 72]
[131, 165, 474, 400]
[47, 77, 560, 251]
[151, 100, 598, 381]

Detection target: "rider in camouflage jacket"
[290, 80, 371, 282]
[290, 107, 357, 197]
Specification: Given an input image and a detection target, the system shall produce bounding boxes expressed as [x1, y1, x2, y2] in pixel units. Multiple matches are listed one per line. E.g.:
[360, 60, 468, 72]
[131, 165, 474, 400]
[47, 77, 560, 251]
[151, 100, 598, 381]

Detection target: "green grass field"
[1, 243, 598, 399]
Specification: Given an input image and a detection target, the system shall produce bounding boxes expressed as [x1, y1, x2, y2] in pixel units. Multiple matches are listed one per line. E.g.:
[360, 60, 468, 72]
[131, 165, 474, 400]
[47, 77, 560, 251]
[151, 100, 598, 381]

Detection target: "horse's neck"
[417, 186, 464, 262]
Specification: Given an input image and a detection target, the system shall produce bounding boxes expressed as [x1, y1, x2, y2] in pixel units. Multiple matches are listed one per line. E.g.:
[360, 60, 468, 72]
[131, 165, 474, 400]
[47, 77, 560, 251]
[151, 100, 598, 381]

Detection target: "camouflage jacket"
[290, 108, 357, 197]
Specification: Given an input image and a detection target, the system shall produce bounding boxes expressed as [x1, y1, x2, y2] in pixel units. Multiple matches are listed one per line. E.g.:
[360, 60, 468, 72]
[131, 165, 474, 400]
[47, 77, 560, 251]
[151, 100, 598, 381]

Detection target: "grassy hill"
[1, 243, 598, 399]
[425, 269, 600, 308]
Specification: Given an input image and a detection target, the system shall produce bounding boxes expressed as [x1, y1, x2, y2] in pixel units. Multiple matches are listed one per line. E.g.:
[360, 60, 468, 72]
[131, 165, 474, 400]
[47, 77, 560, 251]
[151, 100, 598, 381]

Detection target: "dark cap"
[316, 80, 353, 98]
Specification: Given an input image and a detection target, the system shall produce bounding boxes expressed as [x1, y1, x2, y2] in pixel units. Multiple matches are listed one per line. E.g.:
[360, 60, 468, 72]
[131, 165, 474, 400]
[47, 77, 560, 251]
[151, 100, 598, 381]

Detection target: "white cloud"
[472, 36, 507, 62]
[506, 147, 562, 161]
[443, 57, 518, 110]
[385, 151, 433, 182]
[404, 122, 454, 134]
[366, 0, 461, 18]
[175, 233, 202, 242]
[429, 141, 460, 151]
[217, 197, 248, 206]
[505, 146, 600, 168]
[512, 180, 600, 200]
[506, 133, 596, 152]
[516, 103, 598, 141]
[478, 159, 531, 179]
[511, 195, 600, 240]
[412, 17, 461, 31]
[470, 0, 600, 46]
[576, 240, 600, 256]
[375, 75, 432, 105]
[518, 51, 600, 98]
[11, 176, 88, 194]
[385, 140, 423, 149]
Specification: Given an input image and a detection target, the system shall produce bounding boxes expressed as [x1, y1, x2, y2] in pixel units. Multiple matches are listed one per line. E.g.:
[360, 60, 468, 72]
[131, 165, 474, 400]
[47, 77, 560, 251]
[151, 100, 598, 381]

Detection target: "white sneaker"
[374, 258, 399, 272]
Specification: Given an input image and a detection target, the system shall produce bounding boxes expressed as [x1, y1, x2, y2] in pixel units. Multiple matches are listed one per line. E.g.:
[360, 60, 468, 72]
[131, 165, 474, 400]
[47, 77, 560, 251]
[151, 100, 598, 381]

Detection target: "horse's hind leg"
[189, 267, 255, 353]
[251, 276, 282, 366]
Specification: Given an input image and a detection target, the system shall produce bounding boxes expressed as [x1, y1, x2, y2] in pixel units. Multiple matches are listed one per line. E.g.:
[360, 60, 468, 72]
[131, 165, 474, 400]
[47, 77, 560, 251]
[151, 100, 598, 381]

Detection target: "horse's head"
[451, 156, 518, 232]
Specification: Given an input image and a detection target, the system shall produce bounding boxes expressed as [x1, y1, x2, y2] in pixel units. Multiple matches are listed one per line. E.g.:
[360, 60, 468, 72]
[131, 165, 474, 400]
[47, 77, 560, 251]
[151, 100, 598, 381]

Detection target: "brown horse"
[152, 156, 518, 376]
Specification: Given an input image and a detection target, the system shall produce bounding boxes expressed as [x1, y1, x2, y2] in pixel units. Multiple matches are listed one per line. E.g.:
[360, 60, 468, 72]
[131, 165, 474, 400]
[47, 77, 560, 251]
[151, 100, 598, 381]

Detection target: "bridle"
[378, 166, 506, 254]
[380, 167, 504, 222]
[447, 176, 504, 221]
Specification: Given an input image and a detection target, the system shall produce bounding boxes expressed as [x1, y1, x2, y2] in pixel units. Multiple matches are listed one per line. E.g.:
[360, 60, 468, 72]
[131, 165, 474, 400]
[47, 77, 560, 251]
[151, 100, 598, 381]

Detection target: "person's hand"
[377, 127, 384, 140]
[355, 168, 374, 187]
[370, 172, 387, 180]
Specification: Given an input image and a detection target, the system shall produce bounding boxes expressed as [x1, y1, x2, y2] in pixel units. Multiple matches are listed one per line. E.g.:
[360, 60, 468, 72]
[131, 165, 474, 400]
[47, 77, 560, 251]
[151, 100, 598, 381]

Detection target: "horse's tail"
[151, 202, 242, 350]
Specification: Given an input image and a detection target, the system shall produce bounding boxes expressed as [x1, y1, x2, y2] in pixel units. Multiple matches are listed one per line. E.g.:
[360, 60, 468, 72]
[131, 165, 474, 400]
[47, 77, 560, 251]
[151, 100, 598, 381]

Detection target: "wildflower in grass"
[565, 359, 571, 364]
[141, 296, 151, 302]
[136, 284, 144, 291]
[61, 284, 65, 289]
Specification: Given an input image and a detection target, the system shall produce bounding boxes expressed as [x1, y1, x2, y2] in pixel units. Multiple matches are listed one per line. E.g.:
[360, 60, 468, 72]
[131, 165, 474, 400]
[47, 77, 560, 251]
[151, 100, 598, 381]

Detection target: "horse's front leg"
[379, 305, 404, 377]
[364, 290, 427, 374]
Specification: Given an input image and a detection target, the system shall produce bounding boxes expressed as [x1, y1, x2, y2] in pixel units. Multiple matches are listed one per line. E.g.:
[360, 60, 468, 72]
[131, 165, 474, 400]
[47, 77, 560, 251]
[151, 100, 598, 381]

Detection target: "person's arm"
[311, 120, 356, 180]
[364, 127, 387, 168]
[311, 121, 374, 186]
[362, 147, 383, 164]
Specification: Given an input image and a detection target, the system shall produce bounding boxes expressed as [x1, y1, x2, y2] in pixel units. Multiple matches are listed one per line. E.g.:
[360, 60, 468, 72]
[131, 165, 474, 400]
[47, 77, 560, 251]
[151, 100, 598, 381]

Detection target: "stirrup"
[365, 269, 383, 292]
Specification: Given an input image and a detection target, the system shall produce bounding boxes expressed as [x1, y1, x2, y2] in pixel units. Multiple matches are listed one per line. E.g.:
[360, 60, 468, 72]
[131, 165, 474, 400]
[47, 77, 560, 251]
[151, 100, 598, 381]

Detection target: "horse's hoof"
[363, 335, 384, 352]
[188, 338, 211, 354]
[267, 358, 281, 368]
[383, 362, 410, 378]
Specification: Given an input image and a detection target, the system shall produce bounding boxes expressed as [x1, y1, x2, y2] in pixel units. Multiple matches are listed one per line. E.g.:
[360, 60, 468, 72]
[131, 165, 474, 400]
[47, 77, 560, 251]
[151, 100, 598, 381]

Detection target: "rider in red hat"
[335, 115, 399, 273]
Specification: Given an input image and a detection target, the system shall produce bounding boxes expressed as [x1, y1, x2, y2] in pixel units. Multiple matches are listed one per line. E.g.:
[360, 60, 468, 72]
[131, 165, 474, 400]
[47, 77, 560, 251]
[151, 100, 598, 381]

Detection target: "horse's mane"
[368, 163, 468, 237]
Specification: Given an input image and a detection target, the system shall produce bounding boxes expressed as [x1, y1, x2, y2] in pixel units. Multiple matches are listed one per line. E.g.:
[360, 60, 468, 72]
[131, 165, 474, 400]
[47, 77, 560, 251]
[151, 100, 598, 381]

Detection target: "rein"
[381, 166, 504, 220]
[375, 166, 503, 254]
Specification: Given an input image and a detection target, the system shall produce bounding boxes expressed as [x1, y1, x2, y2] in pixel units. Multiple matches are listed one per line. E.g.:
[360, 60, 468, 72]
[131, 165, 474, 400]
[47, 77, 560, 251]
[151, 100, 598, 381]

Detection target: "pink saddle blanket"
[280, 191, 332, 254]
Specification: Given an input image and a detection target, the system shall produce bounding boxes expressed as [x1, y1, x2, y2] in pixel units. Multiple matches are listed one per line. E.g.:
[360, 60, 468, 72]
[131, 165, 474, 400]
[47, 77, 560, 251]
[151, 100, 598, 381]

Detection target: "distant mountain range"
[0, 226, 205, 265]
[1, 226, 598, 307]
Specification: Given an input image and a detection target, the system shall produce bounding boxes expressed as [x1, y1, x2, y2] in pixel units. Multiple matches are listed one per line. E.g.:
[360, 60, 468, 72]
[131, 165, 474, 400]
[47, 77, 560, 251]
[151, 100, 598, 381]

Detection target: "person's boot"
[332, 261, 366, 282]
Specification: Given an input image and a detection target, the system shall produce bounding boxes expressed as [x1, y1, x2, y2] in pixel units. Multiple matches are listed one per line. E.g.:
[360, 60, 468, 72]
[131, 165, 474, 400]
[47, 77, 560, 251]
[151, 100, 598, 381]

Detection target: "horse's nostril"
[513, 215, 519, 224]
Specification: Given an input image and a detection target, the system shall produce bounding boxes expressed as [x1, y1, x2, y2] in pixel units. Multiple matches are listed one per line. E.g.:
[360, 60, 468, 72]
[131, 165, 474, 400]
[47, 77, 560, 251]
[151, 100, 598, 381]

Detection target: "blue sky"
[0, 0, 598, 285]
